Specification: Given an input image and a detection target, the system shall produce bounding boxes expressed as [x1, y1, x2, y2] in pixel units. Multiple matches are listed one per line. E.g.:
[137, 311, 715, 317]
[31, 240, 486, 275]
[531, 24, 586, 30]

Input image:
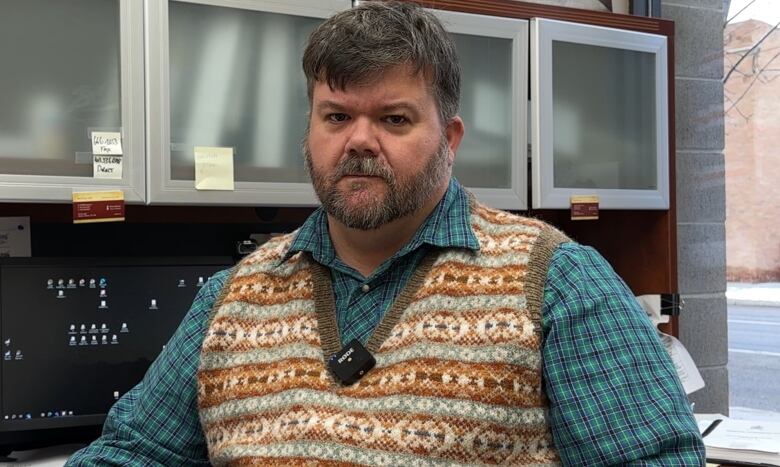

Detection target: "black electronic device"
[327, 339, 375, 385]
[0, 256, 234, 457]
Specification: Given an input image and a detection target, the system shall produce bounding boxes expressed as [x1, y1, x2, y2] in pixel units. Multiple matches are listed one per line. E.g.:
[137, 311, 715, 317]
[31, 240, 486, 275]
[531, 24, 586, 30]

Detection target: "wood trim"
[667, 32, 678, 295]
[408, 0, 674, 35]
[0, 203, 315, 225]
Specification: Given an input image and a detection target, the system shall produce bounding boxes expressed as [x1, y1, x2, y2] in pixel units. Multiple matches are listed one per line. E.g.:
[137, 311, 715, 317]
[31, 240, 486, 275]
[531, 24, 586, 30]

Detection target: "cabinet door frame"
[0, 0, 146, 204]
[531, 17, 669, 210]
[428, 9, 529, 211]
[145, 0, 350, 206]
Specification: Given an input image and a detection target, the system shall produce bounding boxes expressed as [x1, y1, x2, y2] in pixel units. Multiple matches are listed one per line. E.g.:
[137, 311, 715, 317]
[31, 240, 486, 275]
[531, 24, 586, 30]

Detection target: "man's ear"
[445, 116, 465, 165]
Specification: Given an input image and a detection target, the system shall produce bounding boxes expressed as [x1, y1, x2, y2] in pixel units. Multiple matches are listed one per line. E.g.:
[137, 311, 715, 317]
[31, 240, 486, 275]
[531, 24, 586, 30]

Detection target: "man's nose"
[345, 117, 380, 156]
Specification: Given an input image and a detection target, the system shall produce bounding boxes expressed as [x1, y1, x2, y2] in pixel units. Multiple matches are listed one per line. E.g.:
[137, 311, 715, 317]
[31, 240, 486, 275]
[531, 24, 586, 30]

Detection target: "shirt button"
[361, 284, 370, 293]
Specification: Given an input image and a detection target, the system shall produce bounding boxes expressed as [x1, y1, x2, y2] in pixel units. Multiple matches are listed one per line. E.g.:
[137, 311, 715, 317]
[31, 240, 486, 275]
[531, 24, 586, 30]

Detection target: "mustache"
[331, 156, 394, 183]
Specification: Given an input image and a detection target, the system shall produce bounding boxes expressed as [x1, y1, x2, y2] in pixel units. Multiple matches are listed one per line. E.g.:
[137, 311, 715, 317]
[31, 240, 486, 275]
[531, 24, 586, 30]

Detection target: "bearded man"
[68, 2, 704, 466]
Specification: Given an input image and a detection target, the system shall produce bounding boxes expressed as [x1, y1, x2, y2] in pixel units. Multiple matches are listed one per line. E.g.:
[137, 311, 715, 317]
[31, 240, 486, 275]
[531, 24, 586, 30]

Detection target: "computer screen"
[0, 257, 233, 453]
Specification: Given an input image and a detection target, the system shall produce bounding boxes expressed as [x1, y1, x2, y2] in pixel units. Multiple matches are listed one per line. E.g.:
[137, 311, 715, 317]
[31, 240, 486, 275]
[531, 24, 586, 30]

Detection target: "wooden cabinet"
[414, 0, 678, 305]
[0, 0, 680, 323]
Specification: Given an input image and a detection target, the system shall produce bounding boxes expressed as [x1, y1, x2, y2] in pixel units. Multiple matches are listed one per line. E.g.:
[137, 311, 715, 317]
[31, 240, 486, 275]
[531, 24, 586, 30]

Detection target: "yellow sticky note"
[194, 146, 234, 190]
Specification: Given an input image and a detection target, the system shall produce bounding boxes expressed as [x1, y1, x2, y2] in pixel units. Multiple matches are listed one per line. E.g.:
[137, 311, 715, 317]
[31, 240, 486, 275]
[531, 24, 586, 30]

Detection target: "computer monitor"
[0, 257, 234, 456]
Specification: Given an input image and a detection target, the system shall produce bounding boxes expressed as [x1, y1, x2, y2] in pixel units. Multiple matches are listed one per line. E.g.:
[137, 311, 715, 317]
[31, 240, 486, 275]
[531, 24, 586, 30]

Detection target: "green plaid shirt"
[282, 178, 479, 347]
[68, 180, 704, 466]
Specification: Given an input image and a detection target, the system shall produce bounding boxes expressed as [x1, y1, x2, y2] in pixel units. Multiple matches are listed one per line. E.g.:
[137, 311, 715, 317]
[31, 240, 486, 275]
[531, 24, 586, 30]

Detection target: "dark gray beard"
[304, 137, 450, 230]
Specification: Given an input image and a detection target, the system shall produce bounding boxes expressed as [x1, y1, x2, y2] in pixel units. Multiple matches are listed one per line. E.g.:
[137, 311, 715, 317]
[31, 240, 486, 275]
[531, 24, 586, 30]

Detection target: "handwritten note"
[194, 146, 234, 190]
[91, 131, 123, 155]
[93, 155, 123, 179]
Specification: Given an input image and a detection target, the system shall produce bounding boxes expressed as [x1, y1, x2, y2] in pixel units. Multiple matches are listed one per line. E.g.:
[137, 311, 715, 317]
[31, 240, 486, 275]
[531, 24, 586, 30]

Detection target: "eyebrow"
[314, 100, 347, 113]
[380, 103, 421, 115]
[314, 100, 422, 115]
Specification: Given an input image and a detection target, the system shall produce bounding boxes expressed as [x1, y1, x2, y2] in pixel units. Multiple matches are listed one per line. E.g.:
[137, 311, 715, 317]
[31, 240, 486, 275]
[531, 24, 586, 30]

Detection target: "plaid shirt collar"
[281, 178, 480, 266]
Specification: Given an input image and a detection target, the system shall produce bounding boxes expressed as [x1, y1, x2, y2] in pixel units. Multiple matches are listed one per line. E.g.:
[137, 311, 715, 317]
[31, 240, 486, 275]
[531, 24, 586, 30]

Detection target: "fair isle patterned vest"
[198, 201, 569, 466]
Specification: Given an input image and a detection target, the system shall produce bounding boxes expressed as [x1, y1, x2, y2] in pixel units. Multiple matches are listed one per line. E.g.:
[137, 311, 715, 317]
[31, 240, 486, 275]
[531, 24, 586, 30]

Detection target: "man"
[68, 2, 704, 465]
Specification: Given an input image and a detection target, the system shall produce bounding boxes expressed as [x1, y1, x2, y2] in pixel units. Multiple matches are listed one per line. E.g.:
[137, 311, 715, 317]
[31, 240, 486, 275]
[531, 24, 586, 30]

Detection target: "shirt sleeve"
[65, 268, 232, 467]
[541, 242, 705, 466]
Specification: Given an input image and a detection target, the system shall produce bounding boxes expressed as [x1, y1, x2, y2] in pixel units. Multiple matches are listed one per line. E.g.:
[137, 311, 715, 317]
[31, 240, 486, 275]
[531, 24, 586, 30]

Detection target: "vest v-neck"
[309, 250, 440, 359]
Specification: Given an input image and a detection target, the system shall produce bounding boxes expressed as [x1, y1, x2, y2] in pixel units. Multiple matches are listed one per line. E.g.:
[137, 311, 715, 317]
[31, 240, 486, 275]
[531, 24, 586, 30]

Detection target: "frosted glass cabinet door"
[531, 18, 669, 209]
[431, 10, 528, 210]
[146, 0, 350, 205]
[0, 0, 145, 203]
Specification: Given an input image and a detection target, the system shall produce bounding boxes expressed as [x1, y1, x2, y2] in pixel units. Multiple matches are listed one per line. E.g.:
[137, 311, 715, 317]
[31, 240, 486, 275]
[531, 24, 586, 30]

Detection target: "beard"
[304, 136, 451, 230]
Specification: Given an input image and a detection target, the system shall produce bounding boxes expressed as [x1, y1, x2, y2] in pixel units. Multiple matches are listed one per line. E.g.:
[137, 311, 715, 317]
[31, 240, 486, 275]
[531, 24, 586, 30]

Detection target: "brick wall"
[725, 19, 780, 281]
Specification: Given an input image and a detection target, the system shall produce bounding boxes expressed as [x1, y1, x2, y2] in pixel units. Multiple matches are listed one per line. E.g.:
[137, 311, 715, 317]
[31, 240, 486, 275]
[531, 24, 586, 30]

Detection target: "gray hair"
[302, 1, 461, 125]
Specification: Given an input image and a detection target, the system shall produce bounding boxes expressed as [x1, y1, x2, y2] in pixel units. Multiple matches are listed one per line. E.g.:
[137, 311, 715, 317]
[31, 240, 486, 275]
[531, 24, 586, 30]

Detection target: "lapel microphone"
[327, 339, 376, 385]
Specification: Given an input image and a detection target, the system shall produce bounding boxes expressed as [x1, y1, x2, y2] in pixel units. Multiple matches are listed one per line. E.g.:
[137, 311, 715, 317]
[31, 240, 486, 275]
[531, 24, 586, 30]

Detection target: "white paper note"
[194, 146, 234, 190]
[636, 294, 670, 327]
[93, 155, 123, 179]
[705, 418, 780, 454]
[91, 131, 123, 155]
[0, 217, 31, 257]
[660, 333, 705, 395]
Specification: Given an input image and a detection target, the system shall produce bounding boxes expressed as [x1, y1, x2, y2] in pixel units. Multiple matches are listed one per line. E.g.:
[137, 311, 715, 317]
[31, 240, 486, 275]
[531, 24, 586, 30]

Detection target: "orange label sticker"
[72, 191, 125, 224]
[571, 195, 599, 221]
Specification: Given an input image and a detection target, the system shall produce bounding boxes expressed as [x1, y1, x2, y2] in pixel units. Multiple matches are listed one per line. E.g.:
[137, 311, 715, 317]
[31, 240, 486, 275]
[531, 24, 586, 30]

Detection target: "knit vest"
[198, 201, 569, 466]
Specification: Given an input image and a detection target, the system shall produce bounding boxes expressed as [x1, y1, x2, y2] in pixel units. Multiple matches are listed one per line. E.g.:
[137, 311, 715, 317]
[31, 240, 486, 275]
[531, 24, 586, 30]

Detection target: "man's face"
[304, 65, 463, 230]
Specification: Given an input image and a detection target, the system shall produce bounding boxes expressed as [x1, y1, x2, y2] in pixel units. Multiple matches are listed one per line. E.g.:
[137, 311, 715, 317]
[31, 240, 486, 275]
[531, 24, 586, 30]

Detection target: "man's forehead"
[311, 66, 434, 107]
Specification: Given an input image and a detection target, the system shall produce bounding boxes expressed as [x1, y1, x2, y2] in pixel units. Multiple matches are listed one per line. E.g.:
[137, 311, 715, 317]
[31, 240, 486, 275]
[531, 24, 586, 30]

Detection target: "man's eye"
[327, 113, 349, 123]
[385, 115, 408, 125]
